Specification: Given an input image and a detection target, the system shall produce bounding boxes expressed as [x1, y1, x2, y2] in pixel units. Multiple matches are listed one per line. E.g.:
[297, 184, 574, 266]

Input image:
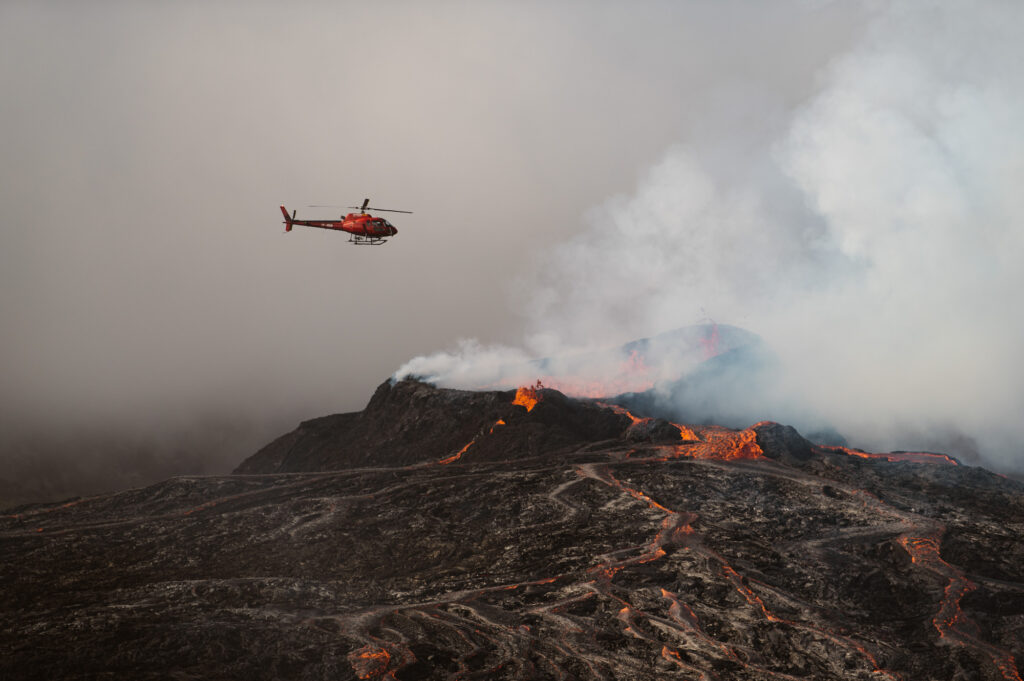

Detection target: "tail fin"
[280, 205, 293, 232]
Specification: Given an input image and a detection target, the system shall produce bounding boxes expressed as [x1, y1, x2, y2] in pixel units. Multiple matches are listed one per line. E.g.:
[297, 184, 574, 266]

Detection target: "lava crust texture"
[2, 380, 1023, 680]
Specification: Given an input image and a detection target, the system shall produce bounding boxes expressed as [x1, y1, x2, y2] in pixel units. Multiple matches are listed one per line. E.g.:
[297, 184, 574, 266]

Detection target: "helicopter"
[279, 198, 412, 245]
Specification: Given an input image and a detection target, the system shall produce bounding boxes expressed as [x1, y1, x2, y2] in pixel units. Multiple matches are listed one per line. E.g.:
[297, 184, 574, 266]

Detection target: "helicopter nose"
[390, 225, 398, 236]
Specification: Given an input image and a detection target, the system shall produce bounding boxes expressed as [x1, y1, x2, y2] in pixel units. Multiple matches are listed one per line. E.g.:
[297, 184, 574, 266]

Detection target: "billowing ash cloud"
[399, 1, 1024, 469]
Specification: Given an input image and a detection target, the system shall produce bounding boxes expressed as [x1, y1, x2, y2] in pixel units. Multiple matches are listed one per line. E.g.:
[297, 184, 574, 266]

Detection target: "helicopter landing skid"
[348, 235, 388, 246]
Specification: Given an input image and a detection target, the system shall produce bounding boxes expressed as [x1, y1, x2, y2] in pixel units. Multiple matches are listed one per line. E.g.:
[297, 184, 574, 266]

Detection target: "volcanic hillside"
[2, 379, 1023, 680]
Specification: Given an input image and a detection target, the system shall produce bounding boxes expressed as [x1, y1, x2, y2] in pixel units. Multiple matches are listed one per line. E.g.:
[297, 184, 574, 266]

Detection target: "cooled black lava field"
[2, 380, 1023, 680]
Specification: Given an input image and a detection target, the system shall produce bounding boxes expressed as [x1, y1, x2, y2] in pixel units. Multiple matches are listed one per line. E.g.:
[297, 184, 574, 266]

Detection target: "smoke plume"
[398, 1, 1024, 470]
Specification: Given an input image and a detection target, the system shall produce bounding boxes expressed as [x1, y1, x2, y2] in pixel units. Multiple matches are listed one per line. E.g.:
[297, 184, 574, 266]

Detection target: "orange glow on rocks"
[348, 646, 391, 679]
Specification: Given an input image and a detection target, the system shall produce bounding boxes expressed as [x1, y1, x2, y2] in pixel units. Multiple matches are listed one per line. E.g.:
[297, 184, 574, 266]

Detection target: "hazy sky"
[0, 2, 861, 420]
[4, 2, 1021, 482]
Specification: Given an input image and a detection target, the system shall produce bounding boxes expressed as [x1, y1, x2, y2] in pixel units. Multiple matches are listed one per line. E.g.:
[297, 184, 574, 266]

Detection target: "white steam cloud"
[398, 1, 1024, 469]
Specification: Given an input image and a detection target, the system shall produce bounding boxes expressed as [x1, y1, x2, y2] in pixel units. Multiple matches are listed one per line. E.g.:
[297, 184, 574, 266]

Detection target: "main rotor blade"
[344, 203, 413, 214]
[309, 200, 411, 214]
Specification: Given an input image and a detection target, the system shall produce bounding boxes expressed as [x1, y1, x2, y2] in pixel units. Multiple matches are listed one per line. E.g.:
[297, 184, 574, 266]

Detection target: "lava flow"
[898, 532, 1021, 680]
[593, 400, 762, 461]
[577, 461, 899, 680]
[7, 377, 1021, 681]
[596, 401, 700, 441]
[438, 419, 506, 465]
[666, 424, 765, 461]
[817, 445, 959, 466]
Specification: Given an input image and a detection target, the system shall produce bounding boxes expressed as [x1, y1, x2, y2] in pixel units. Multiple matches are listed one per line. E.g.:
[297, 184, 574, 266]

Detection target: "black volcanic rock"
[625, 417, 687, 443]
[3, 382, 1023, 681]
[236, 379, 632, 473]
[752, 421, 816, 463]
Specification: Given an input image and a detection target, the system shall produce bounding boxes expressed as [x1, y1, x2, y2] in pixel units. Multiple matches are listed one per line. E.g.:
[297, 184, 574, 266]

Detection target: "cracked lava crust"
[2, 379, 1022, 680]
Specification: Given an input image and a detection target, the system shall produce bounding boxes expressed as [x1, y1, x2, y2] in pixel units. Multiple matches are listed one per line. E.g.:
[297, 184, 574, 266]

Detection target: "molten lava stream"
[583, 462, 905, 679]
[437, 419, 506, 465]
[659, 588, 737, 660]
[816, 444, 959, 466]
[595, 401, 642, 426]
[844, 486, 1020, 679]
[578, 465, 831, 679]
[577, 467, 708, 627]
[437, 441, 473, 466]
[671, 421, 700, 442]
[596, 401, 701, 444]
[606, 577, 715, 680]
[713, 550, 902, 679]
[898, 532, 1021, 680]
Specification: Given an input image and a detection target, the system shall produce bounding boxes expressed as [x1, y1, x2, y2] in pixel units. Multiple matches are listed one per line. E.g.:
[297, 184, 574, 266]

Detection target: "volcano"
[2, 379, 1023, 680]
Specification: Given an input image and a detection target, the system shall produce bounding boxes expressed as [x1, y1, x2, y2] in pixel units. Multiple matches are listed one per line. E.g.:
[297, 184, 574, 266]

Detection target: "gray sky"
[7, 2, 1020, 482]
[0, 1, 862, 422]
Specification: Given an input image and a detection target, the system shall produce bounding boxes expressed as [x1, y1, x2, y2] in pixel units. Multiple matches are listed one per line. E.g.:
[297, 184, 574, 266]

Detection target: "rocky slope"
[2, 380, 1022, 680]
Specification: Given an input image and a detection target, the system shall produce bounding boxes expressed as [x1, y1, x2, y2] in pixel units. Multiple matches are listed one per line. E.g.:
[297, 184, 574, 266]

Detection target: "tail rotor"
[280, 205, 294, 232]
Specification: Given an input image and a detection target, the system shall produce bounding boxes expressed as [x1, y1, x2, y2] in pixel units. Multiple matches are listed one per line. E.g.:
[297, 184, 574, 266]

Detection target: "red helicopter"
[279, 198, 412, 245]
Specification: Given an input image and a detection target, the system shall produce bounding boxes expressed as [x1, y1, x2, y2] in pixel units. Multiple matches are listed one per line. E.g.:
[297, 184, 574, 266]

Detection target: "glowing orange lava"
[673, 425, 765, 461]
[595, 401, 642, 426]
[583, 462, 897, 679]
[671, 422, 699, 441]
[898, 532, 1021, 680]
[818, 445, 958, 466]
[660, 645, 685, 665]
[438, 441, 474, 465]
[348, 646, 391, 679]
[513, 381, 543, 411]
[596, 402, 700, 442]
[438, 419, 506, 465]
